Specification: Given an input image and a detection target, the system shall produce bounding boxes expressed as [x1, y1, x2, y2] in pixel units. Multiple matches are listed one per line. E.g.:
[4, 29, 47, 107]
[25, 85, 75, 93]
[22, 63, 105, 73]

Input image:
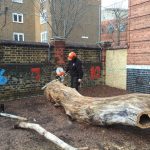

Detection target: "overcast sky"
[102, 0, 128, 9]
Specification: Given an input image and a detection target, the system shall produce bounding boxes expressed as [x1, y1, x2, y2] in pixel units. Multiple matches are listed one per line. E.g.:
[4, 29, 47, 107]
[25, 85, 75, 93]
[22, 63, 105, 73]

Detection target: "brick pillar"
[101, 48, 106, 84]
[50, 38, 66, 65]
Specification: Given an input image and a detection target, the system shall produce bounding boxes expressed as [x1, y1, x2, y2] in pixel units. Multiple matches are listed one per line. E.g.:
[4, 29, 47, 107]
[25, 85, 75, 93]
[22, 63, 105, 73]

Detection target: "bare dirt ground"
[0, 85, 150, 150]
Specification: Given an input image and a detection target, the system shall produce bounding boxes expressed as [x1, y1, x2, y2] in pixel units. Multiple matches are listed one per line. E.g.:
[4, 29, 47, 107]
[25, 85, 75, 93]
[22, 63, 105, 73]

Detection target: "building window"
[119, 24, 126, 32]
[41, 31, 48, 43]
[40, 10, 47, 24]
[40, 0, 46, 3]
[13, 32, 24, 41]
[12, 13, 23, 23]
[107, 24, 114, 33]
[12, 0, 23, 3]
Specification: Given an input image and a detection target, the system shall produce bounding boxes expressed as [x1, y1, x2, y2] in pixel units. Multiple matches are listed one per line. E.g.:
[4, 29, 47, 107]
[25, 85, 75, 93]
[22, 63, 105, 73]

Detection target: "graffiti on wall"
[81, 63, 102, 87]
[54, 48, 65, 64]
[0, 69, 8, 85]
[136, 76, 150, 86]
[0, 59, 102, 88]
[0, 67, 42, 85]
[54, 48, 101, 81]
[31, 68, 41, 81]
[90, 66, 101, 80]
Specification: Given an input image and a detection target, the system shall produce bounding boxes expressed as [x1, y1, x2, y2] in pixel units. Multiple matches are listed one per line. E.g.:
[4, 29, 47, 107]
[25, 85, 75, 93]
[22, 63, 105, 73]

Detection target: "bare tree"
[33, 0, 87, 39]
[101, 0, 128, 46]
[108, 8, 128, 46]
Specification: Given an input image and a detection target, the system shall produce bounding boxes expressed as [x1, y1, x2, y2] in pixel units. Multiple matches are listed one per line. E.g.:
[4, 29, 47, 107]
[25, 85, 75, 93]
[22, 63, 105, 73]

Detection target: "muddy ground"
[0, 85, 150, 150]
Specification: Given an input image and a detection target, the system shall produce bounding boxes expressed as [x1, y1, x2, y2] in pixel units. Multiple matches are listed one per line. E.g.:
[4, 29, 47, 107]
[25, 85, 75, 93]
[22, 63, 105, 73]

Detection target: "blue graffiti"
[0, 69, 8, 85]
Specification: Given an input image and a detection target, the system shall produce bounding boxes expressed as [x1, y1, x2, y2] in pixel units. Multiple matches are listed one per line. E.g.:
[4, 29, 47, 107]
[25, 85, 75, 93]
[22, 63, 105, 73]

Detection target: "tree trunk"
[44, 80, 150, 129]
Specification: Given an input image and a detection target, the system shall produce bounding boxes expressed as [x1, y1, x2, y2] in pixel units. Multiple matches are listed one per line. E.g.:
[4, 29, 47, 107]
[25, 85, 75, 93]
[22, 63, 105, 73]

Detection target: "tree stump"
[44, 80, 150, 129]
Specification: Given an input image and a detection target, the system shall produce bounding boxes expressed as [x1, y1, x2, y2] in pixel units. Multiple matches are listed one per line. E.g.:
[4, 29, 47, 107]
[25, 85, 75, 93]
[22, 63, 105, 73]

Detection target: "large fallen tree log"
[44, 80, 150, 129]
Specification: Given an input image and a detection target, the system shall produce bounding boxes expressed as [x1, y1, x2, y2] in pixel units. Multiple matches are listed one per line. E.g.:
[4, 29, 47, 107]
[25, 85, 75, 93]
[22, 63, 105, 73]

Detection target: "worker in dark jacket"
[66, 52, 83, 91]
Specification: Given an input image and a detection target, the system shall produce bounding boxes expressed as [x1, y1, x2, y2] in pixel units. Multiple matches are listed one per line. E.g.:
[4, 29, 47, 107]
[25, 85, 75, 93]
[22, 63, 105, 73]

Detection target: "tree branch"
[15, 122, 89, 150]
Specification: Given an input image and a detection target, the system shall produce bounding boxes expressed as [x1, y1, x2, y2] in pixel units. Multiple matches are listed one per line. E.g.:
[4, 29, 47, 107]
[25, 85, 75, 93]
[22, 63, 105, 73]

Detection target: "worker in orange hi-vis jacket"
[65, 52, 83, 91]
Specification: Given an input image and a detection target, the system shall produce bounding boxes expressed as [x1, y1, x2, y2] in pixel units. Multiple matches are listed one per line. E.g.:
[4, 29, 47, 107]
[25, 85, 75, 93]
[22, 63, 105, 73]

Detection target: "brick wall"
[101, 32, 127, 47]
[127, 0, 150, 93]
[0, 40, 102, 100]
[128, 0, 150, 65]
[0, 42, 49, 64]
[0, 41, 51, 100]
[127, 66, 150, 93]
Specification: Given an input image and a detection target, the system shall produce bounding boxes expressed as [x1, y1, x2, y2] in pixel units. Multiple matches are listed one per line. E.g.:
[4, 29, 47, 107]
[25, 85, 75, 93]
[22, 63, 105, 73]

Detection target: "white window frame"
[40, 0, 46, 3]
[40, 10, 47, 24]
[13, 32, 24, 41]
[41, 31, 48, 43]
[12, 13, 23, 23]
[12, 0, 23, 3]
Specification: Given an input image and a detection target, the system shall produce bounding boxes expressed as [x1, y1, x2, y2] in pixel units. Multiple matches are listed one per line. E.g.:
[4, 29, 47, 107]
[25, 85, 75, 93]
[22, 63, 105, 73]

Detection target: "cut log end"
[138, 112, 150, 129]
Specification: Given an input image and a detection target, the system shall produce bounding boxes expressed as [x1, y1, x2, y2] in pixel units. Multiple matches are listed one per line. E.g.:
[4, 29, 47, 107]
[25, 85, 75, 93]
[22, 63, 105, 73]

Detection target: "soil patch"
[0, 85, 149, 150]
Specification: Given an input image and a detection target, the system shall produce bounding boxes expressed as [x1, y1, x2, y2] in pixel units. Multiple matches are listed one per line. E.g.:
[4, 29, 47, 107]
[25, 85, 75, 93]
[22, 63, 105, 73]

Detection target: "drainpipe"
[98, 3, 102, 63]
[99, 4, 101, 42]
[48, 43, 51, 62]
[1, 7, 8, 30]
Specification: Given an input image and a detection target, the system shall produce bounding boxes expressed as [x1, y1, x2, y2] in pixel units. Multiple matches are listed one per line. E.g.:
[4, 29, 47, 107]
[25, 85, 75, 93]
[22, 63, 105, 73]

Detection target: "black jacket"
[66, 58, 83, 79]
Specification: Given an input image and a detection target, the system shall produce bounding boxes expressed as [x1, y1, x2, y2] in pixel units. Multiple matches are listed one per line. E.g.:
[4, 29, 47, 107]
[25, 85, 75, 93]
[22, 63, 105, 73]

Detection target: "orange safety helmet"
[68, 52, 77, 60]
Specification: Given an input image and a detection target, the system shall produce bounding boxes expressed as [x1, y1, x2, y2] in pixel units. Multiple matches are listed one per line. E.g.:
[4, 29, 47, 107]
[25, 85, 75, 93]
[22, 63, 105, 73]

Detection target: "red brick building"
[102, 0, 150, 93]
[127, 0, 150, 93]
[101, 20, 128, 47]
[101, 7, 128, 47]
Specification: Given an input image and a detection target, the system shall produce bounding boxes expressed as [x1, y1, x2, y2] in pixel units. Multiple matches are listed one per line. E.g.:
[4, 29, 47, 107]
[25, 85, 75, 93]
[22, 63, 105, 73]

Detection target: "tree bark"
[44, 80, 150, 129]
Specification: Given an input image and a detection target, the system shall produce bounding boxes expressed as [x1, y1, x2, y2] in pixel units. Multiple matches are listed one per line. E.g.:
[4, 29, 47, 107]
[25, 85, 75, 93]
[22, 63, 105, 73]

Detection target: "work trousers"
[71, 77, 80, 91]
